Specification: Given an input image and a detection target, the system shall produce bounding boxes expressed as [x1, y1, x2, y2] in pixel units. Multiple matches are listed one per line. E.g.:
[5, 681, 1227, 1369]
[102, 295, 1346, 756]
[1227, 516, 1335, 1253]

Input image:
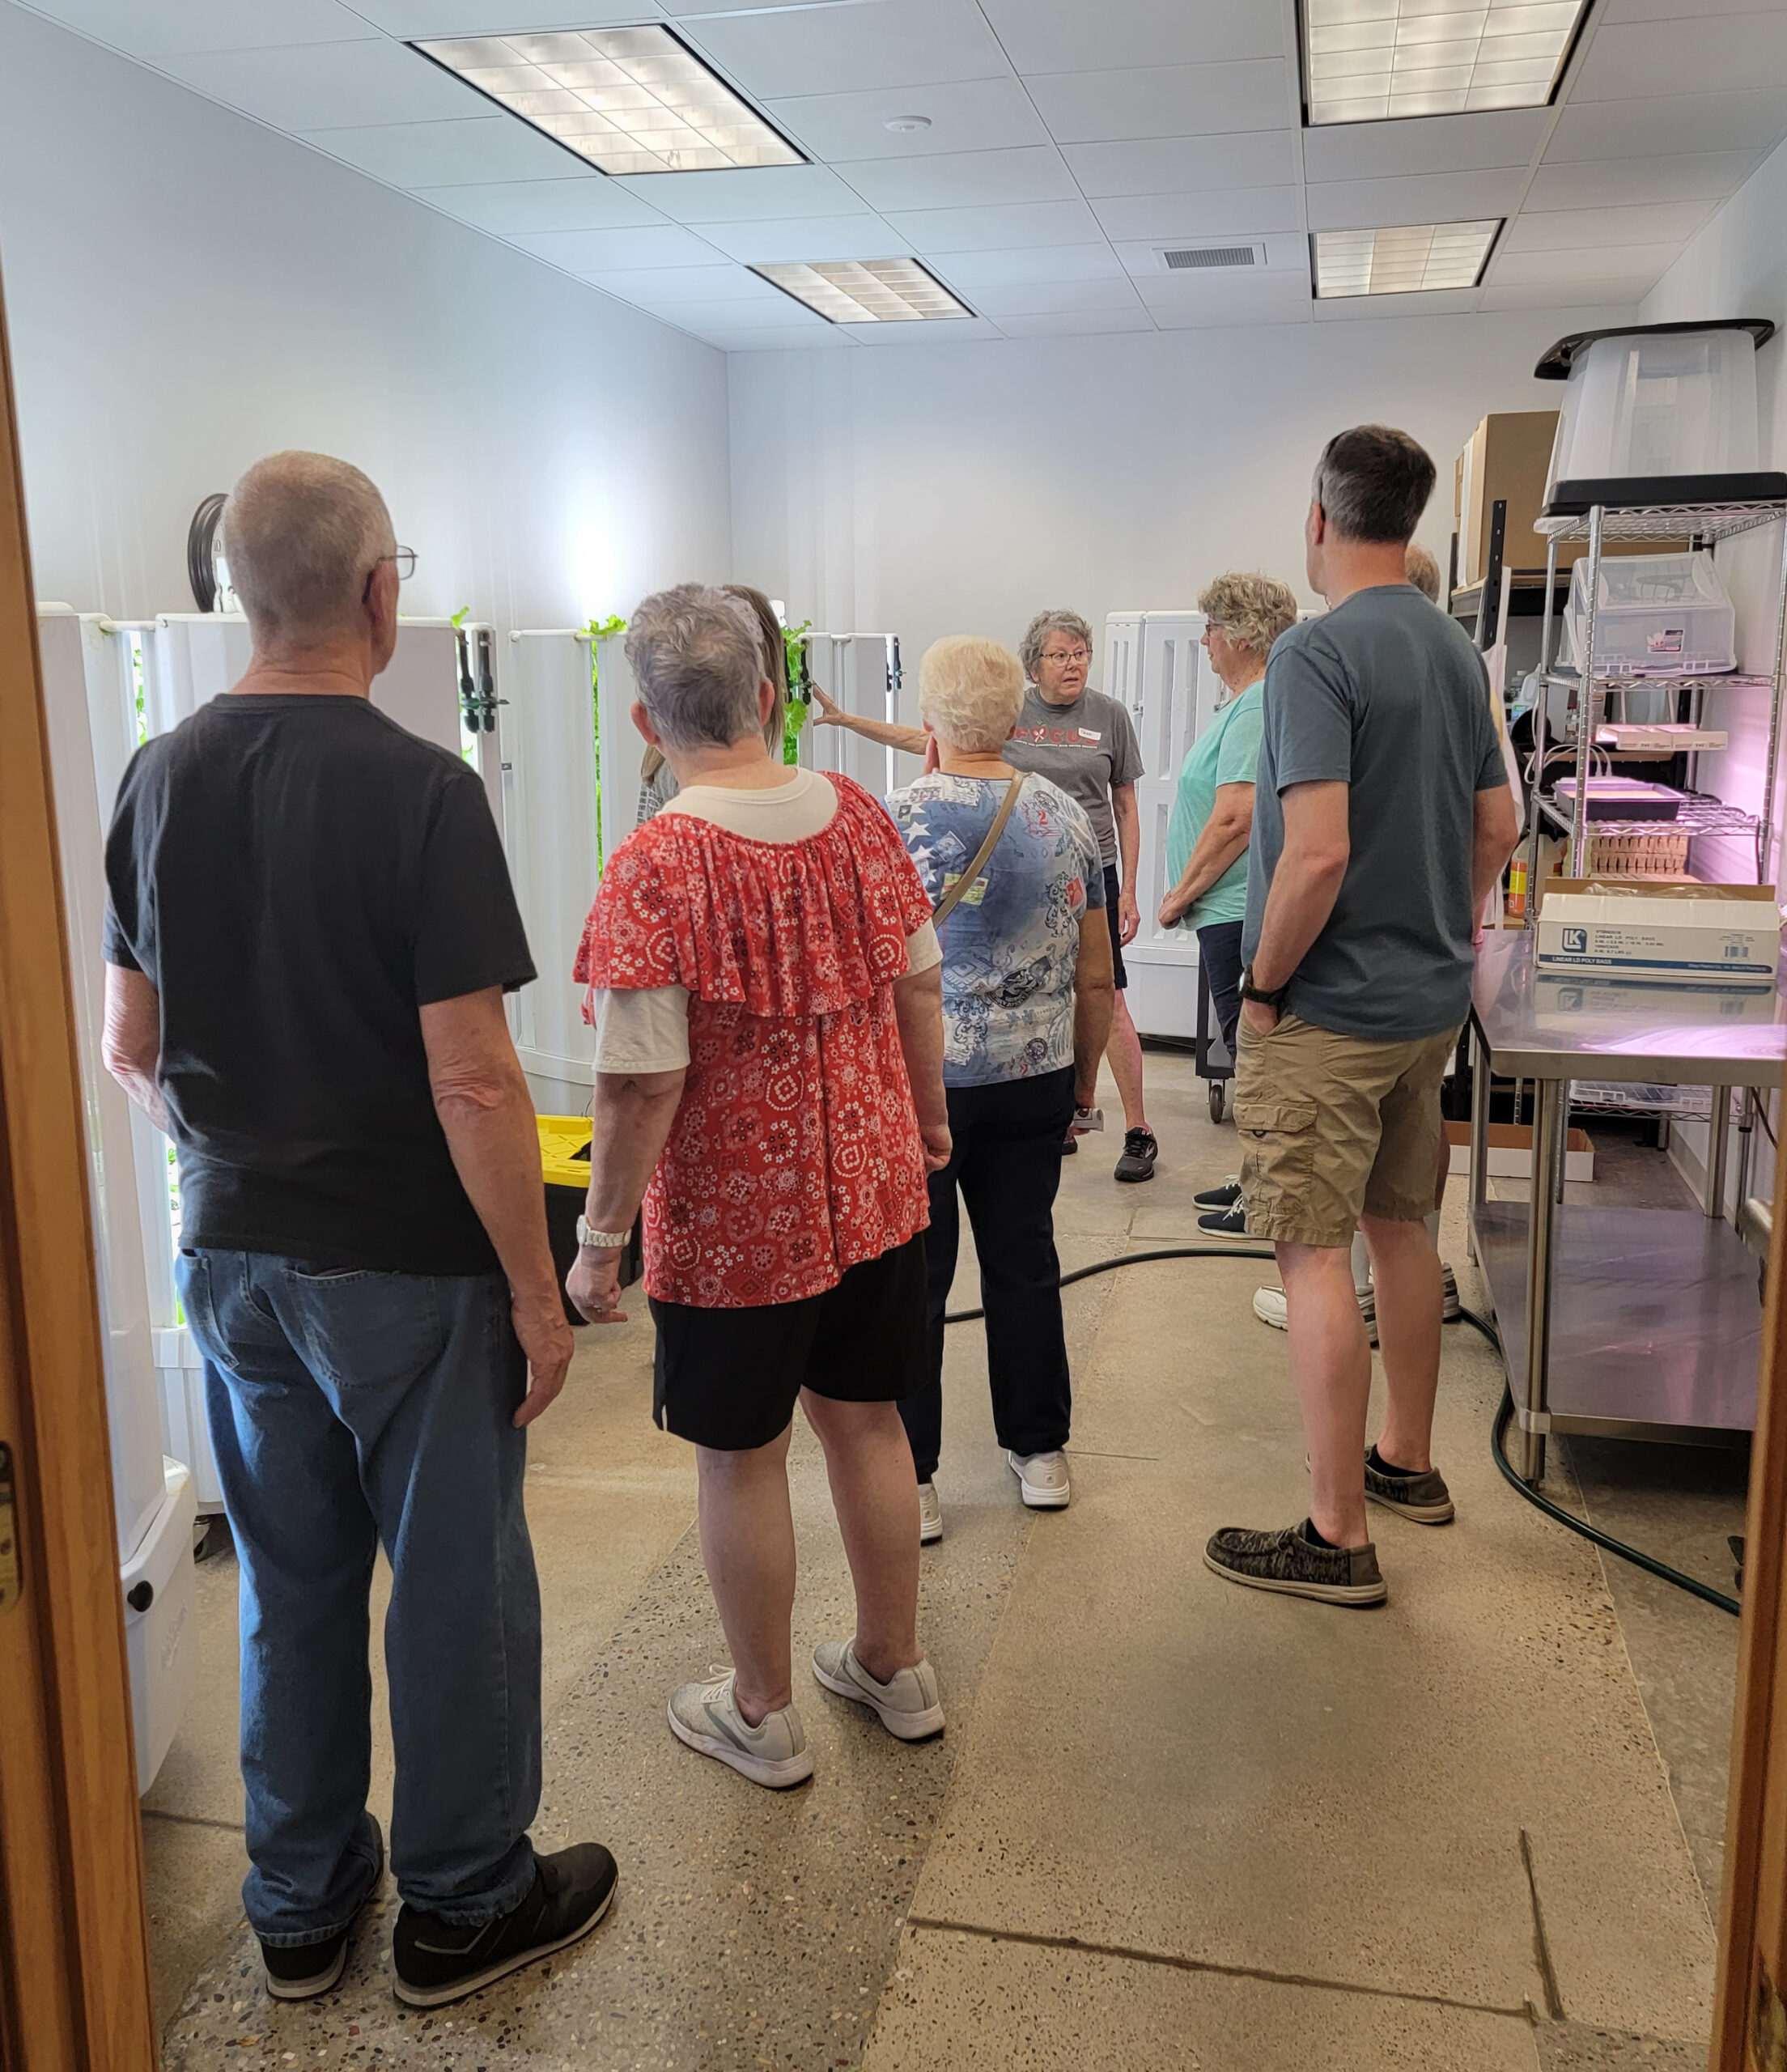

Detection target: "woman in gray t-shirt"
[810, 606, 1157, 1184]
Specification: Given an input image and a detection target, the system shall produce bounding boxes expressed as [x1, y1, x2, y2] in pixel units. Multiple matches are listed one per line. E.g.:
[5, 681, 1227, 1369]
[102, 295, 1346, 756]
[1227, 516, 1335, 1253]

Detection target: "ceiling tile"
[764, 79, 1049, 163]
[579, 263, 768, 302]
[840, 146, 1080, 213]
[346, 0, 664, 28]
[299, 115, 581, 186]
[1027, 60, 1292, 144]
[964, 277, 1148, 316]
[158, 36, 482, 130]
[1602, 0, 1785, 19]
[1091, 187, 1303, 243]
[21, 0, 372, 57]
[677, 0, 1008, 100]
[1545, 87, 1787, 159]
[411, 176, 669, 234]
[1501, 199, 1717, 252]
[697, 216, 913, 263]
[612, 165, 864, 223]
[848, 315, 1008, 345]
[698, 328, 861, 351]
[1489, 242, 1683, 286]
[1304, 169, 1526, 233]
[1141, 275, 1314, 327]
[1313, 287, 1485, 321]
[1477, 281, 1645, 312]
[509, 224, 724, 272]
[1118, 232, 1306, 281]
[628, 294, 830, 329]
[992, 308, 1157, 338]
[1062, 131, 1297, 199]
[1526, 150, 1763, 210]
[1571, 15, 1787, 100]
[882, 198, 1105, 250]
[979, 0, 1282, 74]
[1301, 108, 1549, 182]
[926, 244, 1128, 287]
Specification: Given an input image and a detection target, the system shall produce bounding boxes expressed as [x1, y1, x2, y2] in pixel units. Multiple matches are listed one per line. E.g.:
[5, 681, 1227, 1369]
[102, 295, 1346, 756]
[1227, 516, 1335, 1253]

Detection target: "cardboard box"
[1444, 1119, 1594, 1181]
[1534, 879, 1781, 987]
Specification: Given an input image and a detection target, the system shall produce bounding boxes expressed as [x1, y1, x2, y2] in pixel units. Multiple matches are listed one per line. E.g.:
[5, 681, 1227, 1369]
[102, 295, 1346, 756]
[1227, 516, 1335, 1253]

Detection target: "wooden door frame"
[0, 261, 159, 2067]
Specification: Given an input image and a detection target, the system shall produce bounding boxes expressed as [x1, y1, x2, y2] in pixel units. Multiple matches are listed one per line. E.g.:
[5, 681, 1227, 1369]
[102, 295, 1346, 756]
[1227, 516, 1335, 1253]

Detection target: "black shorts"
[1102, 863, 1128, 991]
[648, 1233, 928, 1451]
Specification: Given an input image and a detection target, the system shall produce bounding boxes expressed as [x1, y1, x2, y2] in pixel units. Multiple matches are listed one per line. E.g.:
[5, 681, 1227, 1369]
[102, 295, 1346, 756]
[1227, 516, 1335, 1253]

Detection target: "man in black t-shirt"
[103, 451, 616, 2009]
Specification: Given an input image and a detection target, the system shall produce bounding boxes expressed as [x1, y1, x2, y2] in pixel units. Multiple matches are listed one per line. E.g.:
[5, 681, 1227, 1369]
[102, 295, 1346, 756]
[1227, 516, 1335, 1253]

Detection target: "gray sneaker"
[666, 1670, 813, 1788]
[918, 1480, 943, 1545]
[1203, 1520, 1387, 1606]
[1365, 1453, 1455, 1525]
[812, 1640, 944, 1741]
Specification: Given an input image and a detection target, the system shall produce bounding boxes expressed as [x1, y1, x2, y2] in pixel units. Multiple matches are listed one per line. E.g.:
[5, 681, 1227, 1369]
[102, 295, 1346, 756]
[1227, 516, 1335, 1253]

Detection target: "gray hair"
[1311, 424, 1437, 546]
[625, 584, 765, 751]
[222, 451, 395, 644]
[1020, 608, 1094, 681]
[1196, 571, 1300, 660]
[918, 635, 1024, 754]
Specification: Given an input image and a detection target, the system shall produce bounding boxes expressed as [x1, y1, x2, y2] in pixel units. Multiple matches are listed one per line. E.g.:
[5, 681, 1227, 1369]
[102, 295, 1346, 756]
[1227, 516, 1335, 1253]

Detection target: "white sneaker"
[1254, 1267, 1459, 1337]
[812, 1640, 944, 1741]
[918, 1480, 943, 1545]
[1008, 1448, 1070, 1509]
[667, 1669, 813, 1789]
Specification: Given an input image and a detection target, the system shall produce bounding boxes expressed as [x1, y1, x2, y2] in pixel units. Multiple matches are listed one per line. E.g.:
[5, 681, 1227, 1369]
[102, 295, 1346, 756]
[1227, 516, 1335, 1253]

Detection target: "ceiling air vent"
[1161, 244, 1263, 271]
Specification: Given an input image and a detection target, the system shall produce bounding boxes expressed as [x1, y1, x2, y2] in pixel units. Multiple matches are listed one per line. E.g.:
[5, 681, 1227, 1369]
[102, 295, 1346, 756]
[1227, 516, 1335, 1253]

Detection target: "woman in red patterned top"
[567, 584, 951, 1790]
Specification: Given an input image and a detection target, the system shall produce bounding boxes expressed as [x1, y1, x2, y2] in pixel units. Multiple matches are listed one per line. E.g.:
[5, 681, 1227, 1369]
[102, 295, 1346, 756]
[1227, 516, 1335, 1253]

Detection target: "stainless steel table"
[1467, 932, 1787, 1481]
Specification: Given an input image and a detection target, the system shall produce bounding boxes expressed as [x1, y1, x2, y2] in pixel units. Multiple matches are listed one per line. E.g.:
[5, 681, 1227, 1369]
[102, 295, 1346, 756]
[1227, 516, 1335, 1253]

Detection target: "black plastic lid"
[1534, 318, 1776, 380]
[1543, 470, 1787, 516]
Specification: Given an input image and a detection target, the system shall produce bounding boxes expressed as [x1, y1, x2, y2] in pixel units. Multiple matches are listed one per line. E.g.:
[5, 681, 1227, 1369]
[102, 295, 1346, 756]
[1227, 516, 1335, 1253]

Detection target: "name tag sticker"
[1077, 728, 1101, 742]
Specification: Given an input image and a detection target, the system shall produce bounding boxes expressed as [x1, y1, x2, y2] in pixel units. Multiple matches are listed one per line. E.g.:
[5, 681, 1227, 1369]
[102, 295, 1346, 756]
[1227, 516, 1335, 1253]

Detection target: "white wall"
[1639, 133, 1787, 1225]
[0, 0, 731, 634]
[728, 304, 1642, 698]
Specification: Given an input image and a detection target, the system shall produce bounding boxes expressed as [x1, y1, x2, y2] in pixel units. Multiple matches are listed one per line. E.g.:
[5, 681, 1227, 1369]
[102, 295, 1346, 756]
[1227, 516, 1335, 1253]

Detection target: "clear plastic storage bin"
[1539, 321, 1779, 511]
[1562, 550, 1736, 677]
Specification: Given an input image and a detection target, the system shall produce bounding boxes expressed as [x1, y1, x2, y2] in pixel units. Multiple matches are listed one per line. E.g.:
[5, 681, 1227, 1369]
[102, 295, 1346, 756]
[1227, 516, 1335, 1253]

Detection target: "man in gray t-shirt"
[1204, 425, 1517, 1615]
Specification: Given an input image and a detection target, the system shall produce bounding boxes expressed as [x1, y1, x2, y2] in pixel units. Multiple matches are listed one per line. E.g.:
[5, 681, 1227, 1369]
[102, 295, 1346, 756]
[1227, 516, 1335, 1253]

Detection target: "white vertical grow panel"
[595, 629, 644, 863]
[36, 608, 168, 1562]
[1121, 611, 1211, 1041]
[806, 635, 902, 797]
[505, 631, 600, 1115]
[1103, 613, 1144, 720]
[37, 606, 198, 1793]
[144, 613, 251, 732]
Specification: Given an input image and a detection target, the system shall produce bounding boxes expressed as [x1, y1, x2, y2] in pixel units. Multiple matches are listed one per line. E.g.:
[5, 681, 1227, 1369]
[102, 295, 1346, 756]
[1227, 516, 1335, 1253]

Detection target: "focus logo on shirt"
[1017, 724, 1101, 748]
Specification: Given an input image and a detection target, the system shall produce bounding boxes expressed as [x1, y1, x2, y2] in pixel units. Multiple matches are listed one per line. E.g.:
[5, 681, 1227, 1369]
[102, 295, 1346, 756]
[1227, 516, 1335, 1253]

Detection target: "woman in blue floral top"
[886, 636, 1115, 1540]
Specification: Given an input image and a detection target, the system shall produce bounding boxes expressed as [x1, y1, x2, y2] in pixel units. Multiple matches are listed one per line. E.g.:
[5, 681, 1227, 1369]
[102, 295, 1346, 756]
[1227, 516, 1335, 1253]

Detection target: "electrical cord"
[944, 1250, 1742, 1616]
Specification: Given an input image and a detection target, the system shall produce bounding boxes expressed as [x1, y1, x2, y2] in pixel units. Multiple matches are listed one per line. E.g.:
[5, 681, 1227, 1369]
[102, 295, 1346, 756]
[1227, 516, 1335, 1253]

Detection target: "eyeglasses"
[1040, 648, 1090, 664]
[379, 547, 418, 581]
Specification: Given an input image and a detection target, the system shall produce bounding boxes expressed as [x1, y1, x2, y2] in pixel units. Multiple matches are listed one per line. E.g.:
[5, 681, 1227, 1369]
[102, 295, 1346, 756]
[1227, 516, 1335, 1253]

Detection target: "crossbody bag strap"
[930, 771, 1027, 928]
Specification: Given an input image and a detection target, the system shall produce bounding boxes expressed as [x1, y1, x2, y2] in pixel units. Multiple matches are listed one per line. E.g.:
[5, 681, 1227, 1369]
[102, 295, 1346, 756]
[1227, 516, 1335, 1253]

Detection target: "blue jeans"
[1198, 918, 1246, 1064]
[178, 1250, 541, 1946]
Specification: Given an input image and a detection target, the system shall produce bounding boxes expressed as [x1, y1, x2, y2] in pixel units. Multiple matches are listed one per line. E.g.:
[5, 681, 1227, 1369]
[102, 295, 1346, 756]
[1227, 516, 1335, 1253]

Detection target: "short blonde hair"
[919, 635, 1024, 754]
[1405, 542, 1441, 602]
[1196, 571, 1299, 661]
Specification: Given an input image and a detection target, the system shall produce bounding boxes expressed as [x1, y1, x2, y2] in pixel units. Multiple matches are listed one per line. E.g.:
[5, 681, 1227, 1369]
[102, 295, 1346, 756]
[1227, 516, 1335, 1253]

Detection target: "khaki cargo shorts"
[1233, 1013, 1459, 1250]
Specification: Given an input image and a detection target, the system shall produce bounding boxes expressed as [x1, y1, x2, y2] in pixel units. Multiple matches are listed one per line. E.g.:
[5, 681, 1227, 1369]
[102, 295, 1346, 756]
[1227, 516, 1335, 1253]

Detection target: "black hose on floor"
[944, 1250, 1742, 1617]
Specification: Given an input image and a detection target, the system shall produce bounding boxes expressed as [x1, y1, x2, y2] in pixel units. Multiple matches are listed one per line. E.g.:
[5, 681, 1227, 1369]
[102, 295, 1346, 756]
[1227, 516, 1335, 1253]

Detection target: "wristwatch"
[1239, 965, 1291, 1009]
[575, 1215, 630, 1250]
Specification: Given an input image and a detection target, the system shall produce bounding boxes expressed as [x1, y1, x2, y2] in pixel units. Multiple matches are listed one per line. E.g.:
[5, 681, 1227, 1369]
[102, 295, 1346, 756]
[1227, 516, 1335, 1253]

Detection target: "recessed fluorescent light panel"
[752, 260, 973, 325]
[1312, 220, 1500, 296]
[1301, 0, 1590, 125]
[412, 25, 803, 174]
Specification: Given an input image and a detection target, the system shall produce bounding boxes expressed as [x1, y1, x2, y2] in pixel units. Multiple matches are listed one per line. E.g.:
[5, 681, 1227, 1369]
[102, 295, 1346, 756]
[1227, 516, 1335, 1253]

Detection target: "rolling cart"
[1195, 957, 1233, 1123]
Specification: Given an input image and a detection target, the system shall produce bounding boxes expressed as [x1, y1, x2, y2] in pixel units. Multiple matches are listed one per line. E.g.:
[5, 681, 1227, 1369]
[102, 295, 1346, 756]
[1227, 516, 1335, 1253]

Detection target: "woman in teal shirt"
[1157, 572, 1300, 1060]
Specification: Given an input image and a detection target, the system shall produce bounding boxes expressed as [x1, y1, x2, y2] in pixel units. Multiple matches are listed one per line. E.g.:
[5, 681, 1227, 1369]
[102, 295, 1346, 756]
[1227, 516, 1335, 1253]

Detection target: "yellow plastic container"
[537, 1113, 593, 1190]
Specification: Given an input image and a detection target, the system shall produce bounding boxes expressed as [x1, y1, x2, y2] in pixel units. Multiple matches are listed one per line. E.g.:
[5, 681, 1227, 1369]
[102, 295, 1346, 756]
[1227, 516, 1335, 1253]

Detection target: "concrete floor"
[146, 1056, 1742, 2070]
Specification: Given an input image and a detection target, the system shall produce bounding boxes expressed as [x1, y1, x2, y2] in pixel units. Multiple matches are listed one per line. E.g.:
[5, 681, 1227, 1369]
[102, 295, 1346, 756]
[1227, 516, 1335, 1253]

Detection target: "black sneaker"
[1114, 1127, 1157, 1182]
[1196, 1202, 1250, 1241]
[392, 1843, 618, 2009]
[261, 1819, 385, 2001]
[1193, 1175, 1242, 1211]
[1203, 1520, 1387, 1606]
